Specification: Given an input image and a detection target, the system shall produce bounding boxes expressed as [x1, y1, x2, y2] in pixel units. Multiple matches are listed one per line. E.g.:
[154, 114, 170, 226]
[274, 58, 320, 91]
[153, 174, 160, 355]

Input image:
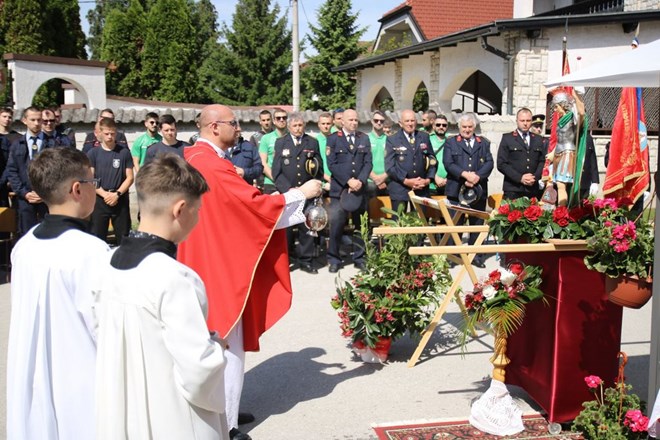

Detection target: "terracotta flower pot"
[605, 275, 652, 309]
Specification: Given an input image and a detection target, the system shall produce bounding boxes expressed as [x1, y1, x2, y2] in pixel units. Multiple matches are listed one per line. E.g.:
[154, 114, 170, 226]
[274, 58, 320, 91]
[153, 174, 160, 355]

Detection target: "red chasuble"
[178, 141, 292, 351]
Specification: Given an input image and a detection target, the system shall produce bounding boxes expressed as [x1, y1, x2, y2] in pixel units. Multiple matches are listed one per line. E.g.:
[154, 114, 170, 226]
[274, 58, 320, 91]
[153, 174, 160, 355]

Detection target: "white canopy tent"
[545, 38, 660, 88]
[546, 38, 660, 421]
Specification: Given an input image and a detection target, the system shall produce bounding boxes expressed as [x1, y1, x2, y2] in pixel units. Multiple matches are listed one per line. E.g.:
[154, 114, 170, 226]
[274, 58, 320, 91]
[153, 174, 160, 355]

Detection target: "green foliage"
[141, 0, 195, 101]
[87, 0, 130, 60]
[372, 32, 413, 55]
[488, 197, 593, 243]
[460, 263, 545, 350]
[412, 86, 429, 112]
[583, 198, 654, 279]
[330, 210, 452, 347]
[100, 0, 147, 97]
[301, 0, 367, 110]
[0, 0, 51, 55]
[572, 372, 647, 439]
[198, 0, 292, 105]
[32, 79, 65, 108]
[45, 0, 87, 58]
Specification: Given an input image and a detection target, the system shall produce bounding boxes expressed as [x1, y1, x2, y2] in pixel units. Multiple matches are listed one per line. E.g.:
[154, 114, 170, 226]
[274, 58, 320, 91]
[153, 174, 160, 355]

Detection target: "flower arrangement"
[330, 210, 452, 349]
[582, 197, 654, 279]
[488, 197, 593, 243]
[572, 352, 648, 440]
[461, 262, 544, 344]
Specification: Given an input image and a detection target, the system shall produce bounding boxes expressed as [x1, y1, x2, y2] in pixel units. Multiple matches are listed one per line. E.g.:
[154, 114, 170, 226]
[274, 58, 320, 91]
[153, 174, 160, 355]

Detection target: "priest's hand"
[299, 179, 323, 199]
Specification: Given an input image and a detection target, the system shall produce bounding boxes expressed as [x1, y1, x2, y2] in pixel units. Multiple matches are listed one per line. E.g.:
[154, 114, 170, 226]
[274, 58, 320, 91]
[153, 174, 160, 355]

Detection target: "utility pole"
[292, 0, 300, 111]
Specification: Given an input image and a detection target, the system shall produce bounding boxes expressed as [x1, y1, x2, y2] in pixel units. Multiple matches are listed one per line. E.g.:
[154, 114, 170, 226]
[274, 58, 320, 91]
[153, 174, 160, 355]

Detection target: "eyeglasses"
[435, 123, 448, 127]
[146, 120, 157, 125]
[274, 116, 288, 121]
[42, 119, 56, 124]
[78, 178, 100, 189]
[372, 119, 385, 123]
[208, 120, 239, 128]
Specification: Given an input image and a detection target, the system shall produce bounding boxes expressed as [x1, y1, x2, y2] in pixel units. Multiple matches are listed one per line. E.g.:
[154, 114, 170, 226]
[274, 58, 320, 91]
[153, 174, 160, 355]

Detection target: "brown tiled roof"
[382, 0, 513, 41]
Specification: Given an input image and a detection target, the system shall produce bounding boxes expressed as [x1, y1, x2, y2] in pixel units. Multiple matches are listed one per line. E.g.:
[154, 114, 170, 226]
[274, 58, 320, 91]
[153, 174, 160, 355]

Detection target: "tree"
[301, 0, 367, 110]
[0, 0, 51, 55]
[141, 0, 196, 101]
[198, 0, 292, 105]
[188, 0, 218, 102]
[100, 0, 147, 97]
[45, 0, 87, 59]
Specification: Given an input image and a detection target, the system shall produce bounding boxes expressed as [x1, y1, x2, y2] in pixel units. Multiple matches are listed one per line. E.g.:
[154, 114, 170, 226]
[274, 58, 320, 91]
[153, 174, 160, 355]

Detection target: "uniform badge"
[420, 143, 428, 150]
[284, 159, 290, 165]
[326, 146, 331, 157]
[112, 158, 120, 169]
[283, 149, 290, 157]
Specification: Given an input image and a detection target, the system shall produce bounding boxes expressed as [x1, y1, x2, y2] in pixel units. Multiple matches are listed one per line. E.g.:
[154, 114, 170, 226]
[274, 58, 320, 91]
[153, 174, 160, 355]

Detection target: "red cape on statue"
[178, 140, 293, 351]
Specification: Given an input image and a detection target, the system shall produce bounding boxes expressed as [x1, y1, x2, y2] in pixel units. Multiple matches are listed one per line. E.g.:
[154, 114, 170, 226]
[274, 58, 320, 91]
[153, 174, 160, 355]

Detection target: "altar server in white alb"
[6, 147, 110, 440]
[94, 154, 229, 440]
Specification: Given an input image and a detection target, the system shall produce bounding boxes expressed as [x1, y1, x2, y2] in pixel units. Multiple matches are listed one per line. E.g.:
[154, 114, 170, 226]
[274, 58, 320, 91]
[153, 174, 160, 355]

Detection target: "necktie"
[521, 131, 529, 148]
[466, 139, 472, 149]
[30, 136, 38, 155]
[408, 134, 415, 145]
[295, 137, 301, 146]
[349, 134, 354, 146]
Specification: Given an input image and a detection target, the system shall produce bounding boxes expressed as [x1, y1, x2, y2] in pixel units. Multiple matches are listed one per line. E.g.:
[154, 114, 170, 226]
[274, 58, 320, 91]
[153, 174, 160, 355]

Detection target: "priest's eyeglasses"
[78, 178, 101, 189]
[208, 120, 239, 129]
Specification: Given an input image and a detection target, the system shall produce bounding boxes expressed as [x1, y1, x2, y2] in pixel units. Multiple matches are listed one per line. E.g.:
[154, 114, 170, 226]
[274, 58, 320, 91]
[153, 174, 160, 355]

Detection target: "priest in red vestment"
[178, 104, 322, 440]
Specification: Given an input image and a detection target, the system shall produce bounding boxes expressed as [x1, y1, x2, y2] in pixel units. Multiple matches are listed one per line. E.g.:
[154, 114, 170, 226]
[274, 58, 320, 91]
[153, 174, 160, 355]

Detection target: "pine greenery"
[301, 0, 367, 110]
[198, 0, 293, 105]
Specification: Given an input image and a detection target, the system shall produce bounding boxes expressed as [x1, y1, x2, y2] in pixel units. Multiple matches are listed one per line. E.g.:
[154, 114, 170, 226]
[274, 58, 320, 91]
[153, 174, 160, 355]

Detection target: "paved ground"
[0, 254, 653, 440]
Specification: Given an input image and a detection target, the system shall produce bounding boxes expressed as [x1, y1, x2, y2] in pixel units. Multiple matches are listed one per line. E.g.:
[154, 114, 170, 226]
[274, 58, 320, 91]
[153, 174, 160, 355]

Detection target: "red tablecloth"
[506, 251, 623, 423]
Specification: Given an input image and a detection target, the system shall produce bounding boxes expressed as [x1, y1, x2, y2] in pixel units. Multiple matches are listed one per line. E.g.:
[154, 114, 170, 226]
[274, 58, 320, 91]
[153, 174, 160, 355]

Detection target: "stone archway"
[3, 53, 107, 109]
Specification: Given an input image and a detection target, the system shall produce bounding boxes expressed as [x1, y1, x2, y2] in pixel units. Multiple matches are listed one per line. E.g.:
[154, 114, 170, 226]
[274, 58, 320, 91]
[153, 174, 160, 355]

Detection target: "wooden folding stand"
[372, 191, 491, 367]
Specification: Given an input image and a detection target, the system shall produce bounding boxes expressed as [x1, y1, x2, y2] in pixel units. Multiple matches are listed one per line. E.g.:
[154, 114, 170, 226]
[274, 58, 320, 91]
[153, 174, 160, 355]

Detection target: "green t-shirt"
[368, 131, 387, 179]
[131, 132, 162, 166]
[259, 130, 284, 185]
[316, 133, 331, 179]
[429, 132, 448, 190]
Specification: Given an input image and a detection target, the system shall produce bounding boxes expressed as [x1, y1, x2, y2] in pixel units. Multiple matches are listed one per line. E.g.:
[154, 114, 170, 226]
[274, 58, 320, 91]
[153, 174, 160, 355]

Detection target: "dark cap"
[531, 114, 546, 126]
[340, 188, 364, 212]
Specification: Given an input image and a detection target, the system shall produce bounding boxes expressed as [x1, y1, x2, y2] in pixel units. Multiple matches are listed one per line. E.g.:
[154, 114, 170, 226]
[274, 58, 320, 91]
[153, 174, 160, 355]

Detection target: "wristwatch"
[115, 190, 123, 197]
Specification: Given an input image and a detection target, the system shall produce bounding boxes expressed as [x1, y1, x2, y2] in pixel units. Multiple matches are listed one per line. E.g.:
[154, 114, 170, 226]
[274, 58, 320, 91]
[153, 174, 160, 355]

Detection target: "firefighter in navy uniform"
[443, 113, 494, 268]
[497, 108, 546, 200]
[272, 113, 322, 274]
[385, 109, 437, 213]
[326, 109, 372, 273]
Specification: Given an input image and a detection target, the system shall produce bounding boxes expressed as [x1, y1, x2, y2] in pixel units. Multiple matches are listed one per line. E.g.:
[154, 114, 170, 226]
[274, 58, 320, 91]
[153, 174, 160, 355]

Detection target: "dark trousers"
[449, 196, 487, 261]
[286, 207, 315, 265]
[16, 198, 48, 236]
[90, 195, 131, 245]
[327, 197, 366, 266]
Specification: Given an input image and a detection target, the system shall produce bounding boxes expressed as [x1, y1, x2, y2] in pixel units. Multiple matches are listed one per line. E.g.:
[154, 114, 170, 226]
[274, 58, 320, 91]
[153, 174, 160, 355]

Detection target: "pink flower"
[584, 375, 603, 389]
[624, 409, 649, 433]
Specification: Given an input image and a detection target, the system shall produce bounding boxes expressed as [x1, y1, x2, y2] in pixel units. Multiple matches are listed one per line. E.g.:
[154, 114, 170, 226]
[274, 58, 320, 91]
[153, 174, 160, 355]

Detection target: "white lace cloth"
[469, 379, 524, 436]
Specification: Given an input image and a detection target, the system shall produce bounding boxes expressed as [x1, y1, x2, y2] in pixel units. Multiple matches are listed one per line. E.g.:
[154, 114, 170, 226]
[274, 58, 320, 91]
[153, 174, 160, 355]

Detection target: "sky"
[78, 0, 404, 58]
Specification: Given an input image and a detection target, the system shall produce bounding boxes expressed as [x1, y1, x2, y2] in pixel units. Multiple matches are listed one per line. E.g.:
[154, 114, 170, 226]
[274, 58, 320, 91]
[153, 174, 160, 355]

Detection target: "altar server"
[94, 154, 229, 440]
[6, 147, 110, 440]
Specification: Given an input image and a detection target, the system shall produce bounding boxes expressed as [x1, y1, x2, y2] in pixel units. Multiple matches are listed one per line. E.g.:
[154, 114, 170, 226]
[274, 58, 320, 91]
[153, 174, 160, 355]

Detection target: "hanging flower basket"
[605, 275, 652, 309]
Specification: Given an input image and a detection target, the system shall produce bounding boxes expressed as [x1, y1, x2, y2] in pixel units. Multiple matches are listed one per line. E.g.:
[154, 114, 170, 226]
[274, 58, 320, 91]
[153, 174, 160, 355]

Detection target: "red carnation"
[507, 210, 522, 223]
[508, 262, 524, 275]
[498, 204, 510, 215]
[524, 205, 542, 221]
[553, 206, 570, 226]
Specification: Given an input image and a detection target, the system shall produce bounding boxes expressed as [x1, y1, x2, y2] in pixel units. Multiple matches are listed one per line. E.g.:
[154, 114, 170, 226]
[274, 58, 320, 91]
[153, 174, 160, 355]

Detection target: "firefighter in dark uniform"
[229, 128, 264, 186]
[443, 113, 494, 267]
[272, 113, 322, 274]
[497, 108, 546, 200]
[385, 109, 437, 213]
[326, 109, 372, 273]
